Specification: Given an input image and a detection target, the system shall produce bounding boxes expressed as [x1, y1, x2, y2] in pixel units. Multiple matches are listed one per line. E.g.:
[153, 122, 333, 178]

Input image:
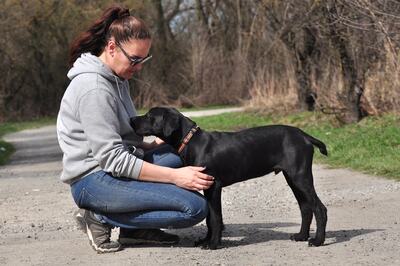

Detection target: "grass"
[0, 141, 14, 166]
[0, 117, 56, 165]
[194, 111, 400, 180]
[1, 110, 399, 181]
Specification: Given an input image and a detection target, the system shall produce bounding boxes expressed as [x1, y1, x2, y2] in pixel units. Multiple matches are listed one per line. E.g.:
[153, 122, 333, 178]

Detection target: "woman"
[57, 5, 214, 253]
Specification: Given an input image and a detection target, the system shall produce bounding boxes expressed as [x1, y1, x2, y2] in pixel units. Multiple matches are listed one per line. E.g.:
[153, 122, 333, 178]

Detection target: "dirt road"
[0, 109, 399, 265]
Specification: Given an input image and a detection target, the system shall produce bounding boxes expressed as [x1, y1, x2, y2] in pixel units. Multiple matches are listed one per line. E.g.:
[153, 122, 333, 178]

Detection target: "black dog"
[131, 107, 328, 249]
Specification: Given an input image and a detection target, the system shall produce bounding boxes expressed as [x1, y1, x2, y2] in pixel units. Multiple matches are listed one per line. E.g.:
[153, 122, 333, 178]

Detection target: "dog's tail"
[304, 133, 328, 156]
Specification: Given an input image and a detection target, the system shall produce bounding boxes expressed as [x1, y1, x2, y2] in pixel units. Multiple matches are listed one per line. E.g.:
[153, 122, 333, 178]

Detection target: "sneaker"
[118, 228, 180, 246]
[73, 209, 86, 233]
[75, 209, 121, 253]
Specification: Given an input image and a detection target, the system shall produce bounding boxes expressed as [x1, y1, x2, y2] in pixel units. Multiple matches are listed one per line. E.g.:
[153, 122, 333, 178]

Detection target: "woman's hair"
[68, 5, 151, 66]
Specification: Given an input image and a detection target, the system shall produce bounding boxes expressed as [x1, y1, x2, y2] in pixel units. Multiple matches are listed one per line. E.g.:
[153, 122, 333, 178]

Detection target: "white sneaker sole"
[86, 224, 121, 254]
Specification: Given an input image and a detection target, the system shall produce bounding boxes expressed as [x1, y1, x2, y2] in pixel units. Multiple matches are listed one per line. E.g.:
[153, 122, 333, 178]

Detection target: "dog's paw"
[195, 238, 219, 250]
[194, 237, 209, 247]
[200, 244, 210, 250]
[308, 238, 324, 247]
[200, 241, 218, 250]
[205, 243, 218, 250]
[290, 233, 309, 242]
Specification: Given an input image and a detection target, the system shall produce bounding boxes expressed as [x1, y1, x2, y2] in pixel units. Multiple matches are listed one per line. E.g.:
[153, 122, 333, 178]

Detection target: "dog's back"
[186, 125, 327, 187]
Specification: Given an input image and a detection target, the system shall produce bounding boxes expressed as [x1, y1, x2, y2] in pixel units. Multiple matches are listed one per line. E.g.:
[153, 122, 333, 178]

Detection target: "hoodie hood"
[67, 53, 124, 84]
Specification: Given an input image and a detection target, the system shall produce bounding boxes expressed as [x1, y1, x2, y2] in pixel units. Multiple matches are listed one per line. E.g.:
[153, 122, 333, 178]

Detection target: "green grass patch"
[194, 111, 400, 180]
[0, 117, 56, 165]
[0, 140, 14, 165]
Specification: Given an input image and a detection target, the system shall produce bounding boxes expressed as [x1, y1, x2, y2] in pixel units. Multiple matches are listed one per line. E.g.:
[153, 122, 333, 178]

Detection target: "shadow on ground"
[154, 222, 384, 249]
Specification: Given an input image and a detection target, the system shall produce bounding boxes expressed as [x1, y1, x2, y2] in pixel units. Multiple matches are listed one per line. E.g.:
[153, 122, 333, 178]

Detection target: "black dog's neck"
[161, 121, 193, 147]
[177, 125, 199, 153]
[171, 124, 202, 159]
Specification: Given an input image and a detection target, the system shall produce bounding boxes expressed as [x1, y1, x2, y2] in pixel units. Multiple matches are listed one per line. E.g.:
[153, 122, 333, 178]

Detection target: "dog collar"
[178, 125, 199, 154]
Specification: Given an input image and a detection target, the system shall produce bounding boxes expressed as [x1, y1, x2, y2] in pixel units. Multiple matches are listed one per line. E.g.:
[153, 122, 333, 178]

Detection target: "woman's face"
[108, 38, 152, 80]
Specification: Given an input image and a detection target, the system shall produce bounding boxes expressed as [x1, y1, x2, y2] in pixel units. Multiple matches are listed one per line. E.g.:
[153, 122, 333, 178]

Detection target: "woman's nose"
[134, 63, 143, 72]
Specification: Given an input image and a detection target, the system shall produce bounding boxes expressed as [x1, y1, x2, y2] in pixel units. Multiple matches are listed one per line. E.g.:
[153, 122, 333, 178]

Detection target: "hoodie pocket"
[77, 188, 108, 213]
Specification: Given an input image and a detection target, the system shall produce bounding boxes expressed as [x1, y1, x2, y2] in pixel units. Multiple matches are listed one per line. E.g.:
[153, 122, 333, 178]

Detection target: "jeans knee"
[186, 197, 208, 224]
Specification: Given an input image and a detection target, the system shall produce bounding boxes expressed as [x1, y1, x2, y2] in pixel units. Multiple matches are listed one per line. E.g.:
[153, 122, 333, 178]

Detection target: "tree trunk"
[196, 0, 211, 36]
[325, 2, 363, 123]
[295, 27, 317, 111]
[151, 0, 168, 75]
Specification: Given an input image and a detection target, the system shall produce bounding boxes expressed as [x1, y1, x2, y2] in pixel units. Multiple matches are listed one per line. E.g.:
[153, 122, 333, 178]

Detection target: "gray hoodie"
[57, 53, 143, 184]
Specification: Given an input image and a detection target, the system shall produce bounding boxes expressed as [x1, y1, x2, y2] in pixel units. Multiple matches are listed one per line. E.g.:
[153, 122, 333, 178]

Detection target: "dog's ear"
[162, 114, 180, 137]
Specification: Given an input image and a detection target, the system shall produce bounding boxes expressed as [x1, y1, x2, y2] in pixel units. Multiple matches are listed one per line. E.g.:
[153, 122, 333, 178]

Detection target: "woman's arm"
[138, 162, 214, 191]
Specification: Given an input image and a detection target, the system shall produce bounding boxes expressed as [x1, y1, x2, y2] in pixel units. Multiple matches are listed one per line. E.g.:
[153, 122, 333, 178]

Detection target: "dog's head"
[131, 107, 196, 142]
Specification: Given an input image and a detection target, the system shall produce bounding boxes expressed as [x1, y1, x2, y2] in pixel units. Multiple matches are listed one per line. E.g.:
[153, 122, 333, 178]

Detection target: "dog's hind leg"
[309, 193, 327, 247]
[283, 171, 313, 242]
[284, 165, 327, 246]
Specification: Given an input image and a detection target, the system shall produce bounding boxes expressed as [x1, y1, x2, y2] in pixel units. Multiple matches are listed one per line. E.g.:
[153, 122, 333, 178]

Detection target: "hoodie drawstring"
[114, 76, 132, 118]
[114, 76, 123, 100]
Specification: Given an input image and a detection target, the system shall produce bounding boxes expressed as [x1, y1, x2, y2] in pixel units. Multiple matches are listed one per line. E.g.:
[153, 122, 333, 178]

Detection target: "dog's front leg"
[194, 208, 212, 247]
[196, 180, 223, 250]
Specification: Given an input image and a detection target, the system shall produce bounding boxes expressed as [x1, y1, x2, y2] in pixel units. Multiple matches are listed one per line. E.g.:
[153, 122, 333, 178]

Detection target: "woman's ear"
[106, 39, 117, 57]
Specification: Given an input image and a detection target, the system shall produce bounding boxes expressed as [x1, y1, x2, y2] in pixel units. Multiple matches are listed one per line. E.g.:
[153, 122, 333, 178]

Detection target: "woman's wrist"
[167, 168, 178, 184]
[138, 161, 177, 185]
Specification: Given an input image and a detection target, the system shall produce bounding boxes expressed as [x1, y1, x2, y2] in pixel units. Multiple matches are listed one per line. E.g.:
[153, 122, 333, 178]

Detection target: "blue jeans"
[71, 144, 208, 229]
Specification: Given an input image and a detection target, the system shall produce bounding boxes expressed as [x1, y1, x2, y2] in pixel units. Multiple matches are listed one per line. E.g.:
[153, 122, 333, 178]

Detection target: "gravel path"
[0, 109, 399, 266]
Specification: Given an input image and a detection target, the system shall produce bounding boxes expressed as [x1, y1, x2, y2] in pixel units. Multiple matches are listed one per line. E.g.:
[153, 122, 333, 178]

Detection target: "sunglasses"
[116, 42, 152, 66]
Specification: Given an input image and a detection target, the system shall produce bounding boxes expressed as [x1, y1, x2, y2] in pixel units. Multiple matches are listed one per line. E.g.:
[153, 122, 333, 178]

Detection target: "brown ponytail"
[68, 5, 151, 67]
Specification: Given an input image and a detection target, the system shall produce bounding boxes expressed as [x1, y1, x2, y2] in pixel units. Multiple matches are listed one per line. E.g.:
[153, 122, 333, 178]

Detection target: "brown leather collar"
[178, 125, 199, 154]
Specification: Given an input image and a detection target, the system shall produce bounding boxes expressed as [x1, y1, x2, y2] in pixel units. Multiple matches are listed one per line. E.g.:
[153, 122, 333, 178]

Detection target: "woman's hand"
[172, 166, 214, 191]
[141, 137, 165, 150]
[152, 137, 165, 146]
